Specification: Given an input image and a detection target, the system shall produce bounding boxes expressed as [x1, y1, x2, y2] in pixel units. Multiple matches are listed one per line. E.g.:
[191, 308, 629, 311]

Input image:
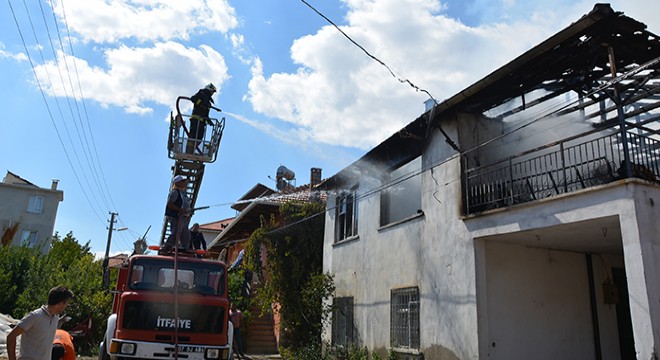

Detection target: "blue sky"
[1, 0, 658, 257]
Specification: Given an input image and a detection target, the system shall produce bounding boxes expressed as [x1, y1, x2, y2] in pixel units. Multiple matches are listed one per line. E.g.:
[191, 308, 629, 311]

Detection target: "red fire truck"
[99, 95, 233, 360]
[99, 253, 234, 360]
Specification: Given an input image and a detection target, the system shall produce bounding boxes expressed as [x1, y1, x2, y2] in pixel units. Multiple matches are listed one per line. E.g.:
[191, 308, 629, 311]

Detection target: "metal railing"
[464, 128, 660, 214]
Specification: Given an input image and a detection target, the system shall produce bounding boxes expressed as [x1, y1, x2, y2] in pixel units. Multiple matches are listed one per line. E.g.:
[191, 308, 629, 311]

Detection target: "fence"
[464, 128, 659, 214]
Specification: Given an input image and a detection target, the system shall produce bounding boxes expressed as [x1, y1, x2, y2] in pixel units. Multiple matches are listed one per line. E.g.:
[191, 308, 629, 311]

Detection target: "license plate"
[178, 345, 204, 353]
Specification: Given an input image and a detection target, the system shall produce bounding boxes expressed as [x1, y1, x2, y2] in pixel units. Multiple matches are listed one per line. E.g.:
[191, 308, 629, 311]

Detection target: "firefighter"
[187, 83, 216, 154]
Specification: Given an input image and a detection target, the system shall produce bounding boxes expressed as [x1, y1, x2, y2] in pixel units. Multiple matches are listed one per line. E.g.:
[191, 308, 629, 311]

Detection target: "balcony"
[464, 127, 659, 215]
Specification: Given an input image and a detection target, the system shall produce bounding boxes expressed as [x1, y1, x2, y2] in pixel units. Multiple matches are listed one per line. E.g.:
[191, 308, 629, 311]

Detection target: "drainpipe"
[586, 253, 603, 360]
[607, 46, 632, 178]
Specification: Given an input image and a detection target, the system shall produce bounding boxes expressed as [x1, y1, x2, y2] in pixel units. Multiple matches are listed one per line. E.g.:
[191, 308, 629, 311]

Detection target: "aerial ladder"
[159, 96, 225, 245]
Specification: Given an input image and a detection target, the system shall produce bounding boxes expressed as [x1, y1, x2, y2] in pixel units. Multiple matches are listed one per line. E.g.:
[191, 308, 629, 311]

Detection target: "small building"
[0, 171, 64, 252]
[320, 4, 659, 360]
[207, 167, 325, 354]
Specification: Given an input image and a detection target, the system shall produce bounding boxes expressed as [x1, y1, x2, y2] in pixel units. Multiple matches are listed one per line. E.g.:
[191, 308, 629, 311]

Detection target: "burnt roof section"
[320, 3, 660, 190]
[437, 3, 659, 115]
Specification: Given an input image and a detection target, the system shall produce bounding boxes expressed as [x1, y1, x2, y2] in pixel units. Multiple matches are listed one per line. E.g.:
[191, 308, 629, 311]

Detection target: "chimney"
[424, 98, 435, 112]
[51, 179, 59, 190]
[310, 168, 322, 189]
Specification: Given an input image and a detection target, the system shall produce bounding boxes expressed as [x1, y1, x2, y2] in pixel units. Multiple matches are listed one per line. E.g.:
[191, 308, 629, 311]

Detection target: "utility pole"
[102, 212, 118, 288]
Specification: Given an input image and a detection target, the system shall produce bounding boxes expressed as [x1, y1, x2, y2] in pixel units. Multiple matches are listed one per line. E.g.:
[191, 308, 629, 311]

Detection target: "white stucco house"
[320, 4, 659, 360]
[0, 171, 63, 252]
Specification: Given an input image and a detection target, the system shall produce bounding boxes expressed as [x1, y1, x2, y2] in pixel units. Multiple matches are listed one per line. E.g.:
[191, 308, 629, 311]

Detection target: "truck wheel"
[98, 341, 110, 360]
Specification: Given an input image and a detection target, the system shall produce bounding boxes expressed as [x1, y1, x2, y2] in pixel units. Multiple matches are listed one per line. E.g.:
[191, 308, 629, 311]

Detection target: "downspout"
[586, 253, 603, 360]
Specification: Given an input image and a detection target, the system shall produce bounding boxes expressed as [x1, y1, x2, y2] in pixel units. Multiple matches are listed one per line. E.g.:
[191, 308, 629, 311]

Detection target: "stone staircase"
[246, 305, 278, 355]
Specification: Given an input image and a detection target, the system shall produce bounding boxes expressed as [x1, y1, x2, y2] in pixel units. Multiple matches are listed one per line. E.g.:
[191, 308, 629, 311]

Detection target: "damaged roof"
[320, 3, 660, 190]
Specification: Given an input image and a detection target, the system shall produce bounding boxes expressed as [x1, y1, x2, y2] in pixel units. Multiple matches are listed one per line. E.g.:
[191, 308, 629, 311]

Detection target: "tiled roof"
[199, 218, 234, 232]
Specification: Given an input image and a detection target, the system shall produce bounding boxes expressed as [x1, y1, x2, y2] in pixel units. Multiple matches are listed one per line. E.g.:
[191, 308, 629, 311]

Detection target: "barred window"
[335, 189, 358, 242]
[332, 297, 354, 346]
[391, 287, 420, 349]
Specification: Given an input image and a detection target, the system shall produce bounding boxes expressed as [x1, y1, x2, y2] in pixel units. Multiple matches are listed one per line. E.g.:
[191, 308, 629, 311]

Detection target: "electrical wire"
[9, 0, 127, 243]
[42, 0, 114, 211]
[247, 57, 660, 237]
[7, 0, 105, 225]
[299, 0, 439, 103]
[31, 0, 110, 214]
[56, 0, 120, 212]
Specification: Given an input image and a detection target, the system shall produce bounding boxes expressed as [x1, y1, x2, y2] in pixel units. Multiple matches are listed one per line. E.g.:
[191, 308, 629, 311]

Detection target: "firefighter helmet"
[204, 83, 216, 93]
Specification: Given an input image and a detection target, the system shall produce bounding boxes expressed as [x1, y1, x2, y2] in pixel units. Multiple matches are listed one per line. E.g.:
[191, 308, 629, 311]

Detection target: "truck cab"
[100, 254, 234, 360]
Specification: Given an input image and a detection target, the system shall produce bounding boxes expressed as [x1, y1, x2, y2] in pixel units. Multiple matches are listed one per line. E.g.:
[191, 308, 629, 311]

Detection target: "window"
[335, 189, 358, 242]
[20, 230, 38, 248]
[381, 156, 422, 226]
[128, 258, 226, 294]
[28, 195, 44, 213]
[391, 287, 420, 349]
[332, 297, 354, 346]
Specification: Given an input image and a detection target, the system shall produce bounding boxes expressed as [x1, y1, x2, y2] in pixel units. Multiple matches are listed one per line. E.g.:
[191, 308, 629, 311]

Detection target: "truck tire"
[98, 341, 110, 360]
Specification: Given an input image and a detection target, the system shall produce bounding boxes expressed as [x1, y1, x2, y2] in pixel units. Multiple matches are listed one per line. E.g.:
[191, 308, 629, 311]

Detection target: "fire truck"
[99, 95, 235, 360]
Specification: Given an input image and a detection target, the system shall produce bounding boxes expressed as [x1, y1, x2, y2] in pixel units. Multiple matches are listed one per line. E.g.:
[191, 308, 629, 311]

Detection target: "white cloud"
[34, 42, 229, 114]
[245, 0, 559, 149]
[244, 0, 660, 150]
[50, 0, 238, 43]
[0, 49, 27, 62]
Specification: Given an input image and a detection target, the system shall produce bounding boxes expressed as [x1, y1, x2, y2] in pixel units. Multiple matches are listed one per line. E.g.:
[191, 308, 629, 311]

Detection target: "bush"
[0, 232, 112, 355]
[245, 202, 335, 353]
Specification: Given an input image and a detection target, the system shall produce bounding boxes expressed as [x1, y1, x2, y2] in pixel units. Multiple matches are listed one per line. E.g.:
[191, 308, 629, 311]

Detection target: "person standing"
[230, 303, 245, 357]
[160, 175, 192, 254]
[189, 223, 207, 251]
[6, 286, 74, 360]
[187, 83, 216, 154]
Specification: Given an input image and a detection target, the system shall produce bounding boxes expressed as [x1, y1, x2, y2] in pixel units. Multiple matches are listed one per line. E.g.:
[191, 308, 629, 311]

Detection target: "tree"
[245, 201, 335, 353]
[0, 232, 113, 355]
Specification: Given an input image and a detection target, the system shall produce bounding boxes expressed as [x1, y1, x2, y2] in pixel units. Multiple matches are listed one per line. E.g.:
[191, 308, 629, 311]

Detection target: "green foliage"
[245, 201, 335, 351]
[227, 268, 251, 311]
[282, 344, 379, 360]
[330, 345, 369, 360]
[0, 232, 113, 355]
[280, 341, 330, 360]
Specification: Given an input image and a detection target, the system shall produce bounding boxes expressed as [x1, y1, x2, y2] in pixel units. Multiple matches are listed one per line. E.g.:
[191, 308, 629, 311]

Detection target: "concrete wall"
[324, 117, 480, 359]
[323, 108, 660, 359]
[468, 182, 660, 359]
[481, 241, 626, 360]
[0, 183, 63, 252]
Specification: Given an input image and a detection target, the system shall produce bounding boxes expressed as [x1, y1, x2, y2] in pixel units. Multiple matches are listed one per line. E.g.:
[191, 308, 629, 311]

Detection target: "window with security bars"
[335, 189, 358, 242]
[390, 287, 420, 349]
[332, 297, 354, 346]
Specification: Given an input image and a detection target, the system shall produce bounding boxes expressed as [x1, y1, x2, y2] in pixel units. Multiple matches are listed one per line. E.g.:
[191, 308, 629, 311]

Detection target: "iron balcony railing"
[464, 128, 659, 214]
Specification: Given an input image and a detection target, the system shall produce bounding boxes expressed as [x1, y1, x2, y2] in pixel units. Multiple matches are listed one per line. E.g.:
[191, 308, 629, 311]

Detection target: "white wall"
[323, 111, 660, 359]
[324, 118, 481, 359]
[0, 183, 63, 252]
[483, 241, 593, 360]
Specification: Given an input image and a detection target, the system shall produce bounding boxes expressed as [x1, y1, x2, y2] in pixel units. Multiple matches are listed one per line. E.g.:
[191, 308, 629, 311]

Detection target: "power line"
[299, 0, 438, 103]
[32, 0, 110, 214]
[10, 0, 125, 236]
[42, 0, 113, 211]
[257, 57, 660, 236]
[7, 0, 105, 225]
[55, 0, 120, 212]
